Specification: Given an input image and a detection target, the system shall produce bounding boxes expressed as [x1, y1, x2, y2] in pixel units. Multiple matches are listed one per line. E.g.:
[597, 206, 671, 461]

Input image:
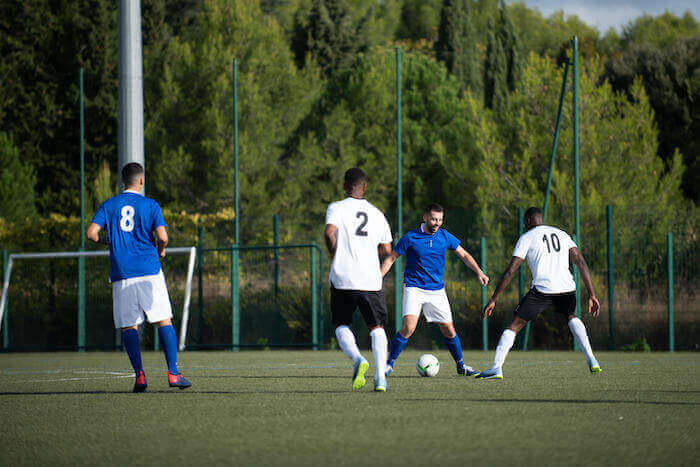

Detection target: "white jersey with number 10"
[325, 197, 392, 291]
[512, 225, 578, 294]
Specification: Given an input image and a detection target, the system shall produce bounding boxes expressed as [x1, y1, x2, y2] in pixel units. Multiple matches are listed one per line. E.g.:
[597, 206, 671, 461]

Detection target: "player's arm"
[324, 224, 338, 259]
[454, 246, 489, 286]
[155, 226, 168, 259]
[569, 247, 600, 317]
[380, 250, 400, 277]
[86, 223, 109, 245]
[483, 256, 523, 319]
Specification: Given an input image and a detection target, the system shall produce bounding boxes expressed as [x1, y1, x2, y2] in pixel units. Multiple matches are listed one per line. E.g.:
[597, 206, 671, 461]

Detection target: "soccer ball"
[416, 354, 440, 377]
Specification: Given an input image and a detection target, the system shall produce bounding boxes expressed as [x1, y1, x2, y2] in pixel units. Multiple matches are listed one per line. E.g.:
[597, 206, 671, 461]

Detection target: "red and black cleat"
[167, 371, 192, 389]
[133, 370, 148, 393]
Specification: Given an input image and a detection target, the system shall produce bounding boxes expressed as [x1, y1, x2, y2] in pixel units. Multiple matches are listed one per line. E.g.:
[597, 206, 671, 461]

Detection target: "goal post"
[0, 247, 196, 351]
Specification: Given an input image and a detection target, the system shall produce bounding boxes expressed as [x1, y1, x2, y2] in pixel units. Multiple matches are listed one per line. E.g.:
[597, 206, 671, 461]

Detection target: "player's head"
[344, 168, 366, 198]
[423, 203, 444, 234]
[121, 162, 144, 190]
[524, 206, 543, 231]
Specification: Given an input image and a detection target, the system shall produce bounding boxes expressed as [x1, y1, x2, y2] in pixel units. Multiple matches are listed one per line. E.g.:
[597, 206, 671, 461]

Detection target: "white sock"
[568, 317, 596, 364]
[370, 328, 388, 379]
[335, 325, 363, 363]
[492, 329, 516, 369]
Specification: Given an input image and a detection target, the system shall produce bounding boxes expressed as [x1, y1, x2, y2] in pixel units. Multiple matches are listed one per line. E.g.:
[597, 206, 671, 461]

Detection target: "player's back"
[93, 191, 166, 282]
[514, 225, 577, 293]
[326, 197, 392, 291]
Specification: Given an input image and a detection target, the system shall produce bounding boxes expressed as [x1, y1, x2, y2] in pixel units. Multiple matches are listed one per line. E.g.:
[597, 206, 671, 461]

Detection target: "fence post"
[606, 205, 614, 350]
[394, 46, 403, 334]
[667, 233, 674, 352]
[311, 246, 318, 350]
[197, 225, 204, 346]
[481, 237, 488, 350]
[78, 68, 86, 353]
[572, 233, 581, 351]
[231, 245, 240, 351]
[2, 250, 7, 350]
[273, 214, 279, 310]
[518, 208, 531, 351]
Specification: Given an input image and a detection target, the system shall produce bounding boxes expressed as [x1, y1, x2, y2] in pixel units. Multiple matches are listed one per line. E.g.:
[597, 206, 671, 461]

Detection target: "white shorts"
[402, 286, 452, 323]
[112, 271, 173, 328]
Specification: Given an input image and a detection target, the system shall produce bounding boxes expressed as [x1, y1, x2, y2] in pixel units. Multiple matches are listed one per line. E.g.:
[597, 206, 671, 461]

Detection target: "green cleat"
[589, 360, 602, 373]
[475, 367, 503, 380]
[352, 358, 369, 390]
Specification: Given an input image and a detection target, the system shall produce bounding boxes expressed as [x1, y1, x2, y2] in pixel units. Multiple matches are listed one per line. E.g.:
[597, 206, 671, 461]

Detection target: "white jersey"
[325, 197, 392, 291]
[512, 225, 578, 294]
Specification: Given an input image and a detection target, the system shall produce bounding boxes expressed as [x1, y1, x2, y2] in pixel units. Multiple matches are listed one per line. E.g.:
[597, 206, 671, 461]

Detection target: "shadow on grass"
[398, 398, 699, 406]
[0, 389, 353, 396]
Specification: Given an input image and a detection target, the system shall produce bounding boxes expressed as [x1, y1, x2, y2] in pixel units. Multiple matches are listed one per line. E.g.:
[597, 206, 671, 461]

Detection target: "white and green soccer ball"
[416, 354, 440, 377]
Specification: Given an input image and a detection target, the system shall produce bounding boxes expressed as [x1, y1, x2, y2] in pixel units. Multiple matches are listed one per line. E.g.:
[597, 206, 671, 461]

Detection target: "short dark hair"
[424, 203, 444, 214]
[524, 206, 542, 221]
[344, 168, 366, 188]
[121, 162, 144, 188]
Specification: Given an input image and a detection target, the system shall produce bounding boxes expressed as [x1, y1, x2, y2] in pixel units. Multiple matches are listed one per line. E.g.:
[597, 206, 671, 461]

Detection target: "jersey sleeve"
[325, 203, 339, 226]
[394, 234, 409, 256]
[445, 231, 460, 250]
[91, 203, 107, 228]
[151, 201, 167, 230]
[512, 234, 530, 259]
[564, 232, 578, 250]
[380, 215, 392, 244]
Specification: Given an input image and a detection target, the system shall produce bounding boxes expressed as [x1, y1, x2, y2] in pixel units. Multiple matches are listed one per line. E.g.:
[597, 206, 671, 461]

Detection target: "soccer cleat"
[374, 375, 387, 392]
[589, 360, 603, 373]
[352, 358, 369, 390]
[167, 371, 192, 389]
[133, 370, 147, 393]
[385, 361, 394, 377]
[475, 367, 503, 380]
[457, 363, 480, 377]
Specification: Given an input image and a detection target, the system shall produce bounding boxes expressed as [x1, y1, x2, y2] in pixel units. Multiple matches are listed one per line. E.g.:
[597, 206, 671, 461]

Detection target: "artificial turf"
[0, 350, 697, 466]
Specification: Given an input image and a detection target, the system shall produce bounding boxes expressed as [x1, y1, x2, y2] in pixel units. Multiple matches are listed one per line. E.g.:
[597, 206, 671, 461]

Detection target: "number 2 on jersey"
[355, 211, 368, 236]
[120, 205, 135, 232]
[542, 233, 560, 253]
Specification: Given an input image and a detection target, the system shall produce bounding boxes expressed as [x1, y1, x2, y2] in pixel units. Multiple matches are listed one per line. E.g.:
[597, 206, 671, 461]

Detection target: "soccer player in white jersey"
[324, 168, 393, 392]
[380, 203, 489, 377]
[477, 207, 601, 379]
[86, 162, 191, 392]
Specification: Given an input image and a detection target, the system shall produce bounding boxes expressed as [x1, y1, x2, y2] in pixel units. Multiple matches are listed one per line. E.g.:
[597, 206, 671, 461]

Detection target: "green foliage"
[620, 11, 699, 49]
[435, 0, 481, 94]
[620, 338, 651, 352]
[397, 0, 442, 40]
[483, 2, 521, 112]
[0, 132, 37, 222]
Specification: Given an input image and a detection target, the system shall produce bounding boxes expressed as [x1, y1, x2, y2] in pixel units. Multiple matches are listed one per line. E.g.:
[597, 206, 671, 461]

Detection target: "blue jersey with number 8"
[91, 192, 167, 282]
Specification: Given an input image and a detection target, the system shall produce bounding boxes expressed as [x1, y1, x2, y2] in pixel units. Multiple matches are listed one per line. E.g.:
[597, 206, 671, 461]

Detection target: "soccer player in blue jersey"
[86, 162, 191, 392]
[380, 203, 489, 376]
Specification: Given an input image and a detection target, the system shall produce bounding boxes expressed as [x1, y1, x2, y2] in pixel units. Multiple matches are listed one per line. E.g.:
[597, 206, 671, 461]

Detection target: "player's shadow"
[0, 389, 352, 395]
[398, 397, 699, 406]
[203, 375, 347, 380]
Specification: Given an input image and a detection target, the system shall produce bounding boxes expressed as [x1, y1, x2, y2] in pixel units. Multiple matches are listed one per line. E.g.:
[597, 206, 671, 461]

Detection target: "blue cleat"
[589, 359, 602, 373]
[374, 375, 387, 392]
[475, 367, 503, 380]
[385, 361, 394, 377]
[457, 363, 480, 377]
[133, 370, 147, 393]
[168, 371, 192, 389]
[352, 358, 369, 390]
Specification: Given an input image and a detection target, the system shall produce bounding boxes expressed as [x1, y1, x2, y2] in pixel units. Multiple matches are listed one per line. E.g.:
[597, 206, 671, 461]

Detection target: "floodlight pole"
[232, 58, 240, 351]
[394, 47, 403, 333]
[78, 68, 86, 352]
[572, 36, 581, 351]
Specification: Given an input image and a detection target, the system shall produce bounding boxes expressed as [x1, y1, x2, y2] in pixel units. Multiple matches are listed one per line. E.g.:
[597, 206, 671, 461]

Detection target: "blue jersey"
[91, 191, 167, 282]
[394, 226, 460, 290]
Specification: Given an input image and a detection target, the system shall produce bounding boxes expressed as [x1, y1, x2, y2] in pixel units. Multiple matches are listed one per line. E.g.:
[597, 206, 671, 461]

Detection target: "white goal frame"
[0, 247, 197, 351]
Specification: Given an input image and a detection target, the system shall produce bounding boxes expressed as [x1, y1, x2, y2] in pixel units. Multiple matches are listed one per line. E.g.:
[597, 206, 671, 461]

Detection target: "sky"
[516, 0, 699, 32]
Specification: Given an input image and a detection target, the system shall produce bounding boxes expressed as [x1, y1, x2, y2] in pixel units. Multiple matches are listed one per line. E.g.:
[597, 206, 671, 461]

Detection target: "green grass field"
[0, 350, 698, 466]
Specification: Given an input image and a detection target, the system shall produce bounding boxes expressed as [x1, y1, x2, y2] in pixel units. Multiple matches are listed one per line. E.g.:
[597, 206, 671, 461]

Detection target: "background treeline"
[0, 0, 697, 250]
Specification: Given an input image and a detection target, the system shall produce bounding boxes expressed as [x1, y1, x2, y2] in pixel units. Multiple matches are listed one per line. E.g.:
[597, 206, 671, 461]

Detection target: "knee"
[401, 324, 416, 338]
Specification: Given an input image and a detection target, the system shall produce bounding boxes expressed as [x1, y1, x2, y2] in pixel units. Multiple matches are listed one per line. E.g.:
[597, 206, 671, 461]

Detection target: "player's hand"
[588, 296, 600, 317]
[483, 300, 496, 319]
[159, 249, 166, 259]
[478, 272, 489, 286]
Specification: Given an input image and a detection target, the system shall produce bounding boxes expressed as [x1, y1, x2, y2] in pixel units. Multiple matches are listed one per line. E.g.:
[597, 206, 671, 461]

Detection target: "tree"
[435, 0, 481, 94]
[397, 0, 442, 41]
[0, 132, 37, 222]
[620, 11, 699, 49]
[483, 2, 522, 112]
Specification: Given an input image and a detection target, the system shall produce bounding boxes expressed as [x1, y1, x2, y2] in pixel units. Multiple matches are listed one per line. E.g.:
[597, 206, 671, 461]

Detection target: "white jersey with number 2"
[326, 197, 392, 291]
[512, 225, 577, 294]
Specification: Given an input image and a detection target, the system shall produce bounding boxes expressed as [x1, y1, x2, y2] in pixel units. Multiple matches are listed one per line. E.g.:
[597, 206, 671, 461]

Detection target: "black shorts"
[514, 287, 576, 322]
[330, 287, 388, 329]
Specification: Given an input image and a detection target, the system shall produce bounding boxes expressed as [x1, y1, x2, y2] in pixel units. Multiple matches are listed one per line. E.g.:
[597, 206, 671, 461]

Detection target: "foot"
[385, 361, 394, 377]
[589, 359, 602, 373]
[167, 371, 192, 389]
[475, 367, 503, 380]
[457, 363, 480, 377]
[133, 370, 147, 393]
[374, 375, 387, 392]
[352, 358, 369, 390]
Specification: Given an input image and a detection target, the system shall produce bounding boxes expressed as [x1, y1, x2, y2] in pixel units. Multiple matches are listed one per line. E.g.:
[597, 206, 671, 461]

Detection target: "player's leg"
[113, 279, 147, 392]
[142, 271, 191, 389]
[387, 287, 421, 374]
[357, 291, 389, 391]
[561, 294, 601, 373]
[436, 322, 478, 376]
[331, 288, 368, 389]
